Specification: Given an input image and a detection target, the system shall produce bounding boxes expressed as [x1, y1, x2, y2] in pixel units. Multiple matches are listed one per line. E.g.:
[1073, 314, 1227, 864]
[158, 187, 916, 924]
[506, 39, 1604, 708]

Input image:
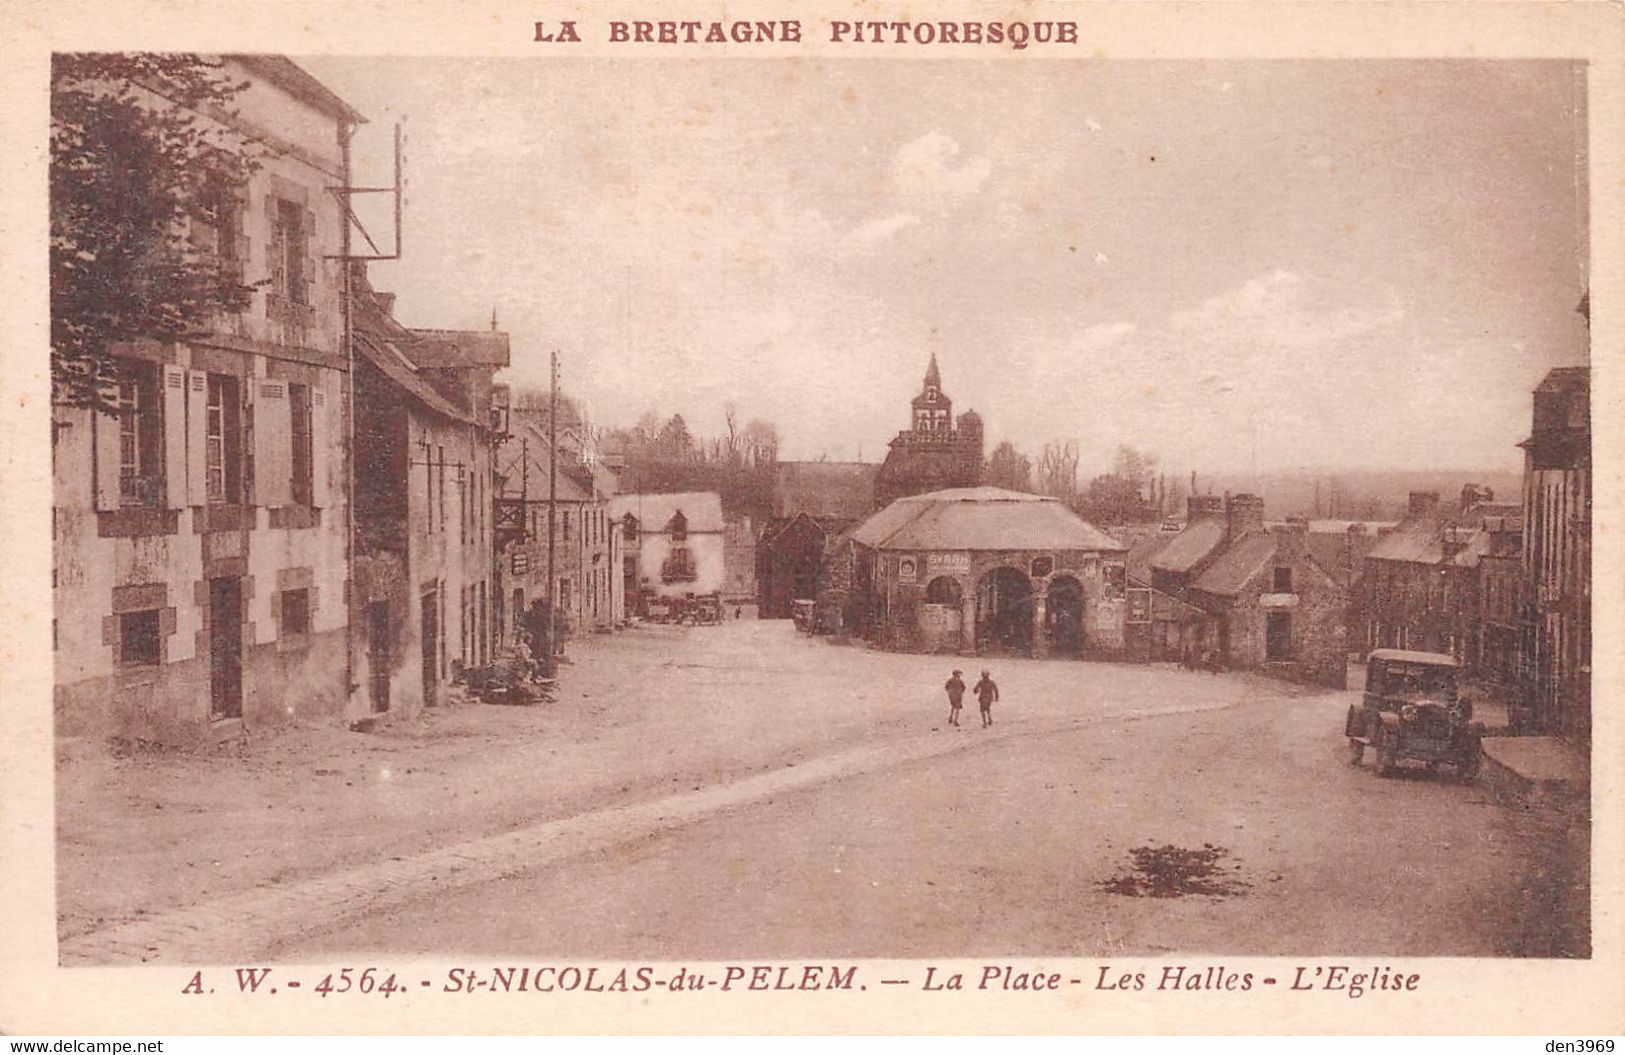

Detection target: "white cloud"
[842, 211, 919, 251]
[891, 132, 992, 207]
[1170, 269, 1404, 350]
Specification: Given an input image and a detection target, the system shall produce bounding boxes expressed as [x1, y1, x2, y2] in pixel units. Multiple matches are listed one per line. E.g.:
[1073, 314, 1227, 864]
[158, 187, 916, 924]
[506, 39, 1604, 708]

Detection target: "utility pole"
[545, 350, 559, 678]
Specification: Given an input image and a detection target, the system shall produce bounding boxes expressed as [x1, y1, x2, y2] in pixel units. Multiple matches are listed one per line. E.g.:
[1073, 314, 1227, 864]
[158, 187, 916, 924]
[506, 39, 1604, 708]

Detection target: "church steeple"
[911, 354, 952, 433]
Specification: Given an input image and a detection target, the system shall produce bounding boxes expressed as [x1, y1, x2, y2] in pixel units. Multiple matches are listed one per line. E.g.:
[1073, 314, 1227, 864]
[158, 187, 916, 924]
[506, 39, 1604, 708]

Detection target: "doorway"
[975, 567, 1035, 654]
[1266, 611, 1292, 661]
[367, 601, 390, 713]
[421, 588, 440, 707]
[208, 576, 243, 720]
[1046, 575, 1085, 654]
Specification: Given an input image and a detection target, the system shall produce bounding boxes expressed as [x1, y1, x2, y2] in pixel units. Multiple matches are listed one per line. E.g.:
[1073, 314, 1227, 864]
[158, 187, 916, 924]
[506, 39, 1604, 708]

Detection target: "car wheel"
[1348, 738, 1365, 766]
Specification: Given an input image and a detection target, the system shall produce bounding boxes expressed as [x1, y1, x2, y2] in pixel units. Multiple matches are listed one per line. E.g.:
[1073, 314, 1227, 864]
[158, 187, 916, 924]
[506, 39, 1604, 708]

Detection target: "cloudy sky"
[300, 57, 1588, 475]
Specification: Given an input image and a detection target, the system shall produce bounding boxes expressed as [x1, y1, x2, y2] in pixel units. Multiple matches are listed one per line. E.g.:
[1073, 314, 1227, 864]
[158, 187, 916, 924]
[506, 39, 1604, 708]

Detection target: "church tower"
[911, 354, 953, 433]
[874, 354, 985, 507]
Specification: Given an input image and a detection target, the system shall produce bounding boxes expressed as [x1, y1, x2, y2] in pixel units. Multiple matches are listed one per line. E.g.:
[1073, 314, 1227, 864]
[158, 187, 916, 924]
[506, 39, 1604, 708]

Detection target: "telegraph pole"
[545, 350, 559, 678]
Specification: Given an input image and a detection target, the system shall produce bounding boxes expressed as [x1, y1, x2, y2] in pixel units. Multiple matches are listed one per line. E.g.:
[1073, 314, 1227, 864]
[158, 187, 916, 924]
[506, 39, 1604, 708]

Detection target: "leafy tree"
[51, 54, 262, 412]
[984, 440, 1033, 492]
[654, 414, 696, 460]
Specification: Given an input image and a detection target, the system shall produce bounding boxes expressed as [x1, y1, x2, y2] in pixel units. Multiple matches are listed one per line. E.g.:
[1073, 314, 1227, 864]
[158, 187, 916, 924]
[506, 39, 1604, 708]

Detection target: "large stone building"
[839, 486, 1127, 656]
[611, 492, 728, 613]
[1517, 366, 1590, 735]
[52, 58, 361, 742]
[1352, 486, 1520, 674]
[872, 356, 983, 508]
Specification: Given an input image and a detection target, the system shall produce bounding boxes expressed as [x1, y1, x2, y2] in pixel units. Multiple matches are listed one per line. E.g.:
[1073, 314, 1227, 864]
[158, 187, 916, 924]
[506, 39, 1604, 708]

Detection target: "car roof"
[1368, 648, 1459, 668]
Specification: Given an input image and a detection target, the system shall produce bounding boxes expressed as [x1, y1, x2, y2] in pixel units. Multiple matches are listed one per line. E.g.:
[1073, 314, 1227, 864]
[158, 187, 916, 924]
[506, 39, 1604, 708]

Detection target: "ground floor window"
[119, 609, 161, 666]
[280, 588, 310, 638]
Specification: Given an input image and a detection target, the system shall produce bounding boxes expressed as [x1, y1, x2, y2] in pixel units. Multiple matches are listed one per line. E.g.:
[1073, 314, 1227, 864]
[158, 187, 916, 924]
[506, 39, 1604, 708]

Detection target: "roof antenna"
[490, 306, 498, 332]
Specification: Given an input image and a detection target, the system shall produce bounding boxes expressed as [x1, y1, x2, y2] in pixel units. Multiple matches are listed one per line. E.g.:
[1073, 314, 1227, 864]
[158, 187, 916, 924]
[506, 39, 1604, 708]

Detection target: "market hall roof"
[850, 487, 1124, 553]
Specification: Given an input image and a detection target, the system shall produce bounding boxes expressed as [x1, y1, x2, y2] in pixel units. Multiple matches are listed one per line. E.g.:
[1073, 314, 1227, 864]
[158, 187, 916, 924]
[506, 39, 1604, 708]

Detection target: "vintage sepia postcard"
[1, 0, 1621, 1037]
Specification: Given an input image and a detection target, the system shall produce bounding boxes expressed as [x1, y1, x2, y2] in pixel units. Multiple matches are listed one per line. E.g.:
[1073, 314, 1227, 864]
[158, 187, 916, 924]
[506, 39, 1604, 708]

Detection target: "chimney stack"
[1408, 491, 1440, 517]
[1226, 493, 1266, 540]
[1187, 494, 1223, 521]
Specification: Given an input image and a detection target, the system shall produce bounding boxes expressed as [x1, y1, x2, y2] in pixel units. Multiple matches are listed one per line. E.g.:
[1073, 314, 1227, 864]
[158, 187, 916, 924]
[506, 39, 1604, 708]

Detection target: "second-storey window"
[205, 375, 242, 504]
[116, 363, 163, 507]
[272, 199, 308, 305]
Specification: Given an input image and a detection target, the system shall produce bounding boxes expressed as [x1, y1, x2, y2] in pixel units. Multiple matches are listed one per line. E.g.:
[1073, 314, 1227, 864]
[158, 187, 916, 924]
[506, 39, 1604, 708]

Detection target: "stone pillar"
[961, 590, 977, 653]
[1032, 591, 1049, 658]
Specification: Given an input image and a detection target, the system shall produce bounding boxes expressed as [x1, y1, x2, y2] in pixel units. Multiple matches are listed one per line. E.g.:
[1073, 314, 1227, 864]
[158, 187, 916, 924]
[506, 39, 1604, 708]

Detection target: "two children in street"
[943, 669, 999, 729]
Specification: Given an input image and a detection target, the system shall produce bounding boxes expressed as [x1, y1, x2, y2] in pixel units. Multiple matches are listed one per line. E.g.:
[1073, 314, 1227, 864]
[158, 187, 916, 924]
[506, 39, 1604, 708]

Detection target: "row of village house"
[49, 57, 656, 744]
[51, 57, 1591, 745]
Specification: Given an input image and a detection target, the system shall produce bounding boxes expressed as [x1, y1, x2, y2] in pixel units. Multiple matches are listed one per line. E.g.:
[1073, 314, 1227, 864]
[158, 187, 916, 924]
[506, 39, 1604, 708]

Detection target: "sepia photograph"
[43, 50, 1594, 968]
[5, 2, 1619, 1035]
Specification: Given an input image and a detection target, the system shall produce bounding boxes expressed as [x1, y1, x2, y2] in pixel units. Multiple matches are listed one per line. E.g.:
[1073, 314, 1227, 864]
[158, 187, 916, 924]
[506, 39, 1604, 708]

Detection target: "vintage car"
[1346, 649, 1482, 778]
[686, 594, 724, 626]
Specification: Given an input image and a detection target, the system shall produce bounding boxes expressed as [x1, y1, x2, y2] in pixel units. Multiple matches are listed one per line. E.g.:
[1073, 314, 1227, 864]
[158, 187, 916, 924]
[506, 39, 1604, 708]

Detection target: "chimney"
[1273, 516, 1308, 559]
[1226, 493, 1265, 540]
[1459, 483, 1493, 511]
[1408, 491, 1440, 517]
[1187, 494, 1223, 521]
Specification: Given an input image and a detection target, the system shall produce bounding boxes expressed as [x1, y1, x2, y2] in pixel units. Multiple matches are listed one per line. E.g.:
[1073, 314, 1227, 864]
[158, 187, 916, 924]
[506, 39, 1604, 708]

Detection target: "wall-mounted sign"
[512, 551, 529, 576]
[926, 552, 970, 574]
[1030, 555, 1055, 579]
[897, 555, 919, 583]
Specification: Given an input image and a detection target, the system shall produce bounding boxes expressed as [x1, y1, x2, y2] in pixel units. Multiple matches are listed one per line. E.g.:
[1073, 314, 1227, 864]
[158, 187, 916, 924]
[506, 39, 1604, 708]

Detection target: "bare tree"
[741, 419, 780, 467]
[1036, 440, 1080, 502]
[723, 402, 741, 465]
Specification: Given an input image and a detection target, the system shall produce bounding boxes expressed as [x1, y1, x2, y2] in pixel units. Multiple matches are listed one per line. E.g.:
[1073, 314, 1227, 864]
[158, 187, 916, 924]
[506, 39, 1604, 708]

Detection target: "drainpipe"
[340, 116, 357, 713]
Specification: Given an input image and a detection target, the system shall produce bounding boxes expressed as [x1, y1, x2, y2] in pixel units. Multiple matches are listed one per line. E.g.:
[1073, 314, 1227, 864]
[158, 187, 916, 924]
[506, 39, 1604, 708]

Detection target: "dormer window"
[667, 510, 688, 541]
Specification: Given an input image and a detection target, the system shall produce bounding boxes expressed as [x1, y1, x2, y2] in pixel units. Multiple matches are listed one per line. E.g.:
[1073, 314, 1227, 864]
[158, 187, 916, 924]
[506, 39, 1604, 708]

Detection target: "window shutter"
[185, 370, 208, 506]
[162, 365, 187, 509]
[310, 386, 332, 507]
[254, 379, 293, 508]
[303, 206, 319, 306]
[265, 196, 284, 301]
[92, 386, 120, 512]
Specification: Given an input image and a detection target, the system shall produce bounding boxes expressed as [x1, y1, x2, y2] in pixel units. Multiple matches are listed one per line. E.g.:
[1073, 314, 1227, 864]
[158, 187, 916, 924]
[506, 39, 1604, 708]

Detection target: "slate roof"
[1367, 502, 1519, 567]
[352, 295, 481, 426]
[1190, 533, 1279, 597]
[1126, 533, 1172, 584]
[609, 492, 726, 533]
[1149, 517, 1228, 573]
[406, 329, 512, 368]
[850, 487, 1123, 553]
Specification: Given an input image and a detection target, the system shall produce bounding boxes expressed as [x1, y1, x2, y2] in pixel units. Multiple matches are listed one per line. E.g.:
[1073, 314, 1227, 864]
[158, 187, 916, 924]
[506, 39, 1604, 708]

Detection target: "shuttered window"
[205, 375, 242, 504]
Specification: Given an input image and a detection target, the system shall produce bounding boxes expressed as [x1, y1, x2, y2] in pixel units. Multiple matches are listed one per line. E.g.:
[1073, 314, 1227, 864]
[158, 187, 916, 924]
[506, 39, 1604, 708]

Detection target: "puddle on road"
[1098, 843, 1251, 899]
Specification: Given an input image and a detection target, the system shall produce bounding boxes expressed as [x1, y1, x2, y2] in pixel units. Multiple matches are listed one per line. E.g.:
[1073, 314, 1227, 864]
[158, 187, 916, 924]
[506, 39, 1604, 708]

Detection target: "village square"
[47, 55, 1591, 964]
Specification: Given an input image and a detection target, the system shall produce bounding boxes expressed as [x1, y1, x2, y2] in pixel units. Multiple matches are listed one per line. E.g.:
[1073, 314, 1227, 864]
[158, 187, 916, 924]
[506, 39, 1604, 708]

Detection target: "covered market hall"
[844, 487, 1128, 656]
